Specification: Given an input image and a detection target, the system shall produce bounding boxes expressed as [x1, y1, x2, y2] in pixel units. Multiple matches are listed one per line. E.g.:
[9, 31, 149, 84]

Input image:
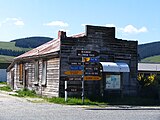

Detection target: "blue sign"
[70, 66, 83, 70]
[89, 58, 99, 62]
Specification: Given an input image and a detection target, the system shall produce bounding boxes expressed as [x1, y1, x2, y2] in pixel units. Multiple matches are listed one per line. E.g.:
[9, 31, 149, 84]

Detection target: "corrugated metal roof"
[138, 63, 160, 71]
[14, 31, 85, 60]
[15, 38, 60, 60]
[14, 32, 85, 60]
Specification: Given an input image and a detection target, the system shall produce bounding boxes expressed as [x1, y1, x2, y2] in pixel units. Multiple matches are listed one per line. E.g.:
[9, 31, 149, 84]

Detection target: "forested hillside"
[0, 36, 53, 57]
[11, 36, 53, 48]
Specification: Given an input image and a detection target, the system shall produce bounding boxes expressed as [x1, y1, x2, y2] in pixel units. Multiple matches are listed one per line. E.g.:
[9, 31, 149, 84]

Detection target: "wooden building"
[7, 25, 138, 98]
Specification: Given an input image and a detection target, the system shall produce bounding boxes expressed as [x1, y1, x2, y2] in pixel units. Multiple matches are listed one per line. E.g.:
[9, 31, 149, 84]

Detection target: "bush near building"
[138, 73, 160, 99]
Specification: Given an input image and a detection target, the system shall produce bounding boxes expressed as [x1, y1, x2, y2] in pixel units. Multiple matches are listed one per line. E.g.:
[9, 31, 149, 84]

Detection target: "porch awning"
[100, 62, 130, 72]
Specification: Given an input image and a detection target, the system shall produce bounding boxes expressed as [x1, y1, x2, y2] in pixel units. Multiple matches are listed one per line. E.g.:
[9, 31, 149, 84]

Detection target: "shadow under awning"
[100, 62, 130, 72]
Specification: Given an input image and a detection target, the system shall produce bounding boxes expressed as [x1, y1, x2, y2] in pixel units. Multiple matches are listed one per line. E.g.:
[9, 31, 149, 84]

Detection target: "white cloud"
[0, 18, 24, 26]
[44, 21, 69, 27]
[119, 25, 148, 34]
[14, 20, 24, 26]
[105, 24, 116, 27]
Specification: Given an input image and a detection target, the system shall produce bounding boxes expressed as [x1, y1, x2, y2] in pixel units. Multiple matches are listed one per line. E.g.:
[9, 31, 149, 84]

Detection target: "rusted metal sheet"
[15, 38, 60, 60]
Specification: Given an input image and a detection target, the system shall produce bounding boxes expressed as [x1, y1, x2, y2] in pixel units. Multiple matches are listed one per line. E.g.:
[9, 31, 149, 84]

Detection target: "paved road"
[0, 92, 160, 120]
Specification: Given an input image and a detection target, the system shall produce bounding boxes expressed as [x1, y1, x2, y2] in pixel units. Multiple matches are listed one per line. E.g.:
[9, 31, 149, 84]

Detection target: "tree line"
[12, 37, 53, 48]
[0, 49, 25, 56]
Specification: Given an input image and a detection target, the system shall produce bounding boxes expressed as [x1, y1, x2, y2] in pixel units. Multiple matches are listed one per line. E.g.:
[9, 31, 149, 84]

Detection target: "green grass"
[14, 88, 38, 97]
[142, 55, 160, 62]
[45, 97, 106, 105]
[0, 55, 14, 63]
[0, 85, 12, 92]
[0, 42, 30, 51]
[6, 88, 160, 106]
[0, 81, 7, 84]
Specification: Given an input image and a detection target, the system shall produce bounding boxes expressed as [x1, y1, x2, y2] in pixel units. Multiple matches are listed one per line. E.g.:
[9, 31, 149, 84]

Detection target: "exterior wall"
[14, 63, 24, 90]
[60, 25, 138, 97]
[40, 58, 60, 97]
[0, 69, 7, 82]
[8, 57, 60, 97]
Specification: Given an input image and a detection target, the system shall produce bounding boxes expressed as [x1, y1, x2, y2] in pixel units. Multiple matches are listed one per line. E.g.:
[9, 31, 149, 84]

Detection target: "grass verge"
[0, 85, 12, 92]
[0, 81, 7, 84]
[45, 97, 106, 106]
[13, 88, 38, 97]
[4, 88, 160, 106]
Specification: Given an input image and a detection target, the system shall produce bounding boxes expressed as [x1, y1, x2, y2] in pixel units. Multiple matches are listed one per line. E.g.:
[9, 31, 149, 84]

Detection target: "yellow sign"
[64, 70, 83, 75]
[83, 57, 90, 62]
[84, 76, 101, 80]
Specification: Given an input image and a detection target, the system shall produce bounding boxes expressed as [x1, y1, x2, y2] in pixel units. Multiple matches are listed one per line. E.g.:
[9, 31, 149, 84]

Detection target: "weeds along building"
[7, 25, 138, 98]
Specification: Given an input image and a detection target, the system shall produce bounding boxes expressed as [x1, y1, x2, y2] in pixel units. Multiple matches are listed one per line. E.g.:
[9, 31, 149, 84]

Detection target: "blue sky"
[0, 0, 159, 44]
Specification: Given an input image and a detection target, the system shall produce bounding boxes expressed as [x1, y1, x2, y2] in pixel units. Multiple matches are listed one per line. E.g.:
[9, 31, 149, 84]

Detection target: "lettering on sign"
[69, 62, 82, 65]
[64, 70, 83, 75]
[70, 66, 83, 70]
[84, 72, 100, 76]
[77, 50, 99, 57]
[84, 76, 101, 80]
[61, 76, 82, 81]
[68, 77, 82, 81]
[66, 87, 82, 92]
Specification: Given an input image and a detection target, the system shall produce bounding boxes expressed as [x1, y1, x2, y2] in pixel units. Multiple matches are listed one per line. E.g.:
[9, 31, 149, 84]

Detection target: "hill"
[138, 41, 160, 59]
[0, 41, 30, 51]
[0, 55, 14, 63]
[0, 36, 53, 57]
[11, 36, 53, 48]
[141, 55, 160, 63]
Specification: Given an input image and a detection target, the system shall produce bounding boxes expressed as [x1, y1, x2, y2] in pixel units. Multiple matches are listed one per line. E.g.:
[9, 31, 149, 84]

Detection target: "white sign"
[106, 75, 121, 89]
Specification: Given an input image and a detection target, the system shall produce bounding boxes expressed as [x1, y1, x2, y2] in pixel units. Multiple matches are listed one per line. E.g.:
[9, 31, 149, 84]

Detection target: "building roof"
[15, 32, 86, 60]
[138, 63, 160, 72]
[15, 38, 60, 60]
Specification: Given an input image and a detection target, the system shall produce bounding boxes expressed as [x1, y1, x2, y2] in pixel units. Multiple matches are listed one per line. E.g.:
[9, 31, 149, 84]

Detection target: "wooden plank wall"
[24, 58, 60, 97]
[14, 64, 24, 89]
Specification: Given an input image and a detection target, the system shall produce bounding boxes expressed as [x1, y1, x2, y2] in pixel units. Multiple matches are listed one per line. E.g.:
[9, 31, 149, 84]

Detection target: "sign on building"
[106, 75, 121, 89]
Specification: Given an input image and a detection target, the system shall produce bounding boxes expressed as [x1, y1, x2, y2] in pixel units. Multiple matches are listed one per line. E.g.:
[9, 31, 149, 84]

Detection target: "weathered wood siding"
[7, 56, 60, 97]
[14, 63, 24, 90]
[41, 58, 60, 97]
[60, 25, 138, 97]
